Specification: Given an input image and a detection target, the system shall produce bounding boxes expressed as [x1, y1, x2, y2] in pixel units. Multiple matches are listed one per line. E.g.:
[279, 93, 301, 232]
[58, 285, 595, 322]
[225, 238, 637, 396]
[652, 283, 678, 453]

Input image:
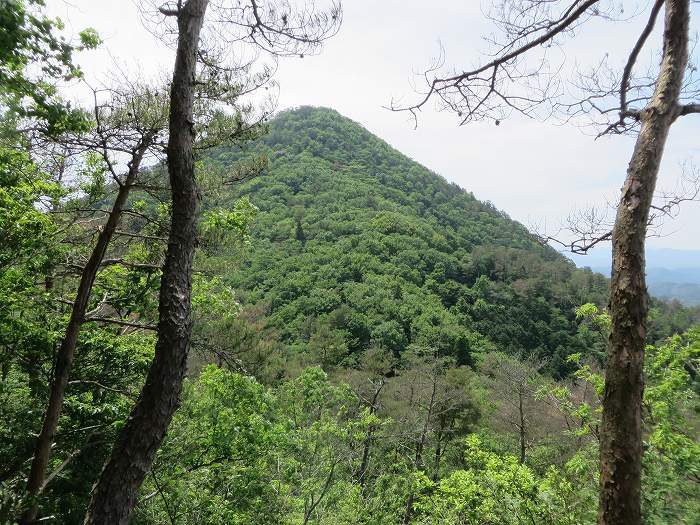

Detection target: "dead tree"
[392, 1, 699, 523]
[84, 2, 340, 523]
[480, 353, 545, 464]
[384, 354, 475, 525]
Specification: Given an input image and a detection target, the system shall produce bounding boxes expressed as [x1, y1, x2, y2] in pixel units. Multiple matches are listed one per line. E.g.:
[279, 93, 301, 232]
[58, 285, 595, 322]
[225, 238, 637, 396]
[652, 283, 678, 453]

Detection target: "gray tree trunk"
[598, 1, 690, 523]
[83, 1, 209, 523]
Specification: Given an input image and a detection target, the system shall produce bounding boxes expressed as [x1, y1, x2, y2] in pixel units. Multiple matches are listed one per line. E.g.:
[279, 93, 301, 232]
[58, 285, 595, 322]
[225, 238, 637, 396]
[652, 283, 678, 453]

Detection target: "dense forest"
[204, 107, 696, 378]
[1, 1, 699, 524]
[3, 104, 699, 522]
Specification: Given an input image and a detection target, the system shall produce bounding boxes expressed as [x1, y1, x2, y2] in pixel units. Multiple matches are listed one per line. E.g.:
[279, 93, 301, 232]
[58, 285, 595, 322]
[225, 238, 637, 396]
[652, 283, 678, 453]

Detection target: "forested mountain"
[3, 0, 699, 522]
[3, 106, 698, 523]
[202, 106, 692, 378]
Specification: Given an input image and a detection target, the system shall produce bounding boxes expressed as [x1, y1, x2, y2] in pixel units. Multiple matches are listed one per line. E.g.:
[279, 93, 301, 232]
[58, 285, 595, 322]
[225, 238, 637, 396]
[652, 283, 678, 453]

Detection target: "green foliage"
[200, 196, 258, 249]
[135, 366, 283, 525]
[2, 100, 699, 525]
[642, 329, 700, 523]
[0, 0, 98, 133]
[211, 107, 639, 379]
[414, 435, 587, 525]
[276, 367, 363, 523]
[0, 146, 62, 265]
[78, 28, 101, 49]
[550, 328, 700, 523]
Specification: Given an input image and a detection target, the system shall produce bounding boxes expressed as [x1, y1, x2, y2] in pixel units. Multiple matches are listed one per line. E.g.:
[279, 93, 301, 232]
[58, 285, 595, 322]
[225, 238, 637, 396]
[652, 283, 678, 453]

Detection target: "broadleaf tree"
[393, 1, 699, 523]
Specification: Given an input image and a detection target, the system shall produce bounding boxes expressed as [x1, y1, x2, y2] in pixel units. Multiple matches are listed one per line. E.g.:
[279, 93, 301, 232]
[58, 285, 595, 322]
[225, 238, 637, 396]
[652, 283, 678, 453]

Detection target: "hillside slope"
[206, 107, 682, 377]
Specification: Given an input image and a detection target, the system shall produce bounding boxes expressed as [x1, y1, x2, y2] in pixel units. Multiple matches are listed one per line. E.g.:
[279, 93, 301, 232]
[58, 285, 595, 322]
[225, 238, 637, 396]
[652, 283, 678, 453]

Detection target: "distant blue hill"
[566, 248, 700, 306]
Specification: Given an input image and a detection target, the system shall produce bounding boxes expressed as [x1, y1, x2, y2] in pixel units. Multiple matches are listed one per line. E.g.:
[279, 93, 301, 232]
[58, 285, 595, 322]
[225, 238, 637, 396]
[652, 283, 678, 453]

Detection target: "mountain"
[569, 249, 700, 305]
[587, 267, 700, 306]
[204, 106, 695, 378]
[647, 275, 700, 306]
[569, 247, 700, 270]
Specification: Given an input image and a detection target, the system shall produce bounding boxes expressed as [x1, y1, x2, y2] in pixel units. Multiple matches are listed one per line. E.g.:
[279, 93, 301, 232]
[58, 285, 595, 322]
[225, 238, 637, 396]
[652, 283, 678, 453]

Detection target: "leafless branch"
[83, 316, 157, 331]
[390, 0, 601, 126]
[619, 0, 664, 115]
[68, 380, 138, 399]
[678, 102, 700, 117]
[535, 162, 700, 254]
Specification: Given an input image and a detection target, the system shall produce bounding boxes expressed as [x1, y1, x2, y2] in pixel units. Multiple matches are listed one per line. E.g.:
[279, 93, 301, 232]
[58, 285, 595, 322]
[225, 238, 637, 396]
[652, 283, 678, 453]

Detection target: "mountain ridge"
[569, 250, 700, 305]
[203, 106, 695, 378]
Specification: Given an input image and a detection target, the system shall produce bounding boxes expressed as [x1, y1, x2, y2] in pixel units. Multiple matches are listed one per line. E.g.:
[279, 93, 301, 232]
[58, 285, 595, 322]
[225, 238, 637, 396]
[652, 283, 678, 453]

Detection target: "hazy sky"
[50, 0, 700, 252]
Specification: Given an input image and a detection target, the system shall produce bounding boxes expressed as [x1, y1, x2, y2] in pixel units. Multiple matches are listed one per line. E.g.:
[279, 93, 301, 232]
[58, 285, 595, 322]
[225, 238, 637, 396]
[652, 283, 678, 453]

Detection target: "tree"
[21, 83, 168, 524]
[277, 366, 362, 525]
[344, 347, 395, 486]
[479, 353, 546, 465]
[0, 0, 99, 134]
[135, 366, 283, 524]
[0, 99, 167, 520]
[393, 1, 699, 523]
[384, 352, 478, 524]
[563, 307, 700, 523]
[413, 435, 582, 525]
[84, 2, 340, 523]
[82, 2, 210, 522]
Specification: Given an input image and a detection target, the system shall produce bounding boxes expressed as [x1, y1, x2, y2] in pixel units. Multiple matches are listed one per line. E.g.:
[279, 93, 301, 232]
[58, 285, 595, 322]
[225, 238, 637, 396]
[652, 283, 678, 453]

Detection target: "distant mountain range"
[568, 248, 700, 305]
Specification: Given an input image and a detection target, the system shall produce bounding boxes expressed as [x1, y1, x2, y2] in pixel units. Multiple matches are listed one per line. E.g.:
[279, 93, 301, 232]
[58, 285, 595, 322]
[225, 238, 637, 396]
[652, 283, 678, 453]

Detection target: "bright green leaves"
[414, 436, 582, 525]
[74, 151, 108, 202]
[137, 366, 381, 524]
[276, 367, 367, 524]
[0, 146, 62, 396]
[192, 275, 240, 324]
[139, 366, 282, 525]
[174, 366, 273, 462]
[558, 323, 700, 523]
[78, 28, 101, 50]
[200, 196, 258, 249]
[0, 0, 97, 134]
[575, 303, 611, 334]
[0, 146, 61, 265]
[641, 329, 700, 523]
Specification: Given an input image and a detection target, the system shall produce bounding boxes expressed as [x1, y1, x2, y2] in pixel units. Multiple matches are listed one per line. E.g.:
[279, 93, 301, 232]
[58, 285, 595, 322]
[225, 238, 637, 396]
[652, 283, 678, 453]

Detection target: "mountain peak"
[206, 106, 629, 377]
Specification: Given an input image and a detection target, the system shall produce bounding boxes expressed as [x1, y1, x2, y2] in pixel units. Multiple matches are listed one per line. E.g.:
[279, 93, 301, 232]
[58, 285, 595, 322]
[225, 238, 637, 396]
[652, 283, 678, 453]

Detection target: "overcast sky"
[50, 0, 700, 253]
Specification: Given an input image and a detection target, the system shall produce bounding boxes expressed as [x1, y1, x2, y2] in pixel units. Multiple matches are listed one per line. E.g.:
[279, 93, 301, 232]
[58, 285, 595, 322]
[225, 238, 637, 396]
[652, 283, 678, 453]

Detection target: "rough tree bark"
[83, 1, 208, 523]
[21, 140, 151, 524]
[356, 378, 384, 486]
[598, 1, 690, 524]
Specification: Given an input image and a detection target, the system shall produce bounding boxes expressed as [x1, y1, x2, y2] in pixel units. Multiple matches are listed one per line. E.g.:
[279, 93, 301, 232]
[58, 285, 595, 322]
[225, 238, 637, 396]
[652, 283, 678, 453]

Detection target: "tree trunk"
[518, 389, 526, 465]
[21, 140, 150, 524]
[402, 375, 437, 525]
[598, 2, 689, 524]
[83, 2, 208, 524]
[356, 379, 384, 486]
[432, 429, 442, 482]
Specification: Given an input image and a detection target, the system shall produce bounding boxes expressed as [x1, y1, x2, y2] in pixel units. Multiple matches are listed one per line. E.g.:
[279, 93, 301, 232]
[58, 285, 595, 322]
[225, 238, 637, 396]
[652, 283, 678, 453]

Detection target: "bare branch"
[678, 102, 700, 117]
[535, 162, 699, 254]
[159, 4, 180, 17]
[83, 316, 157, 331]
[100, 259, 162, 271]
[115, 230, 168, 242]
[68, 380, 138, 399]
[619, 0, 664, 115]
[391, 0, 600, 124]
